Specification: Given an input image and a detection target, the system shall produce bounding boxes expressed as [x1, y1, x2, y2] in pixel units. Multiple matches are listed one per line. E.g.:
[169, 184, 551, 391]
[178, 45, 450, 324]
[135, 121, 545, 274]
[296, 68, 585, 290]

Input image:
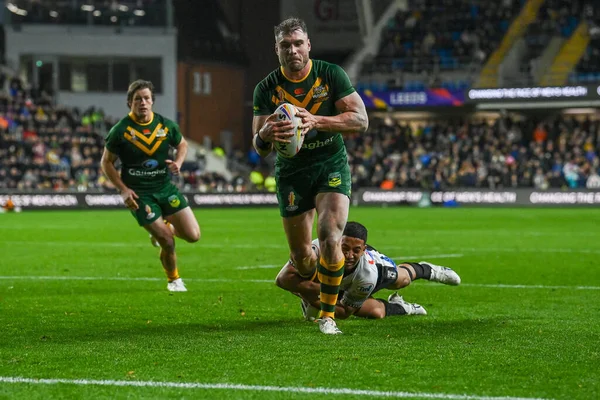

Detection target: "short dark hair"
[274, 17, 308, 39]
[127, 80, 155, 108]
[343, 222, 368, 243]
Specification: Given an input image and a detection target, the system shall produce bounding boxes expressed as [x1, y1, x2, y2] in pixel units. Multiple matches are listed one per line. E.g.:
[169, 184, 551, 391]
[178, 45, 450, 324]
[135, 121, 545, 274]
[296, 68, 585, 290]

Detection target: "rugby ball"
[273, 103, 304, 158]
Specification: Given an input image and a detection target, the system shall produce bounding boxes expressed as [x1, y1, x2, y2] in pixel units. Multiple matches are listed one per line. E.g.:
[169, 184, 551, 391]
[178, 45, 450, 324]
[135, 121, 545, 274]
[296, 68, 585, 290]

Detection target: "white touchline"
[235, 265, 280, 270]
[0, 276, 599, 290]
[0, 377, 553, 400]
[391, 254, 464, 259]
[3, 241, 600, 254]
[0, 241, 288, 249]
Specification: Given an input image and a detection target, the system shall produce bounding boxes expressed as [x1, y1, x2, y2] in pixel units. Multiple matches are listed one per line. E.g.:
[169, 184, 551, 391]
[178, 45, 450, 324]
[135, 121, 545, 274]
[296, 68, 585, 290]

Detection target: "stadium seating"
[360, 0, 522, 90]
[572, 3, 600, 82]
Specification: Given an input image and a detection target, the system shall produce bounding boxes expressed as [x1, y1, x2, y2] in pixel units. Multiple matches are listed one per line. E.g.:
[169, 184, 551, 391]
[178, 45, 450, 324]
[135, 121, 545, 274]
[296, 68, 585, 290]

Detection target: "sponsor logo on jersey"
[127, 167, 168, 177]
[142, 159, 159, 169]
[156, 128, 167, 139]
[294, 88, 305, 96]
[301, 136, 334, 150]
[286, 191, 298, 212]
[168, 194, 181, 208]
[385, 269, 396, 280]
[276, 87, 286, 104]
[358, 284, 374, 293]
[145, 204, 155, 219]
[312, 84, 330, 103]
[328, 172, 342, 188]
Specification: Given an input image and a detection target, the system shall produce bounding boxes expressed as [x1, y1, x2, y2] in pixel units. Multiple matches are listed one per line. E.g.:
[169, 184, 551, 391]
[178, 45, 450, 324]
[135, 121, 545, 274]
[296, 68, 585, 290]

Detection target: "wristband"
[255, 132, 272, 150]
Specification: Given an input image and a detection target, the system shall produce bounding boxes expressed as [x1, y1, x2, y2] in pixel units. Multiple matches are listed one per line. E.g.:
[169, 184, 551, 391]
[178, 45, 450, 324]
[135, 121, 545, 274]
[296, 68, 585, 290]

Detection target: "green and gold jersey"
[104, 112, 182, 194]
[253, 59, 356, 167]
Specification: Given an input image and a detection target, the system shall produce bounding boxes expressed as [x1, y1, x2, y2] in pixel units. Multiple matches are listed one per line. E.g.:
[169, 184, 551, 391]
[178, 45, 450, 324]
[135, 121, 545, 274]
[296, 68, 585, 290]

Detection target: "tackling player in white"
[276, 221, 461, 320]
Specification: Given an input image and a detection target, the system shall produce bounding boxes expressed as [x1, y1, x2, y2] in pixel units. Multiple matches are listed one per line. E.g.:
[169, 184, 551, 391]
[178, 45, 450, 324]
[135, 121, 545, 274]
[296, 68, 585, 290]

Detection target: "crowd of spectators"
[346, 115, 600, 191]
[2, 64, 600, 195]
[0, 68, 232, 193]
[361, 0, 522, 91]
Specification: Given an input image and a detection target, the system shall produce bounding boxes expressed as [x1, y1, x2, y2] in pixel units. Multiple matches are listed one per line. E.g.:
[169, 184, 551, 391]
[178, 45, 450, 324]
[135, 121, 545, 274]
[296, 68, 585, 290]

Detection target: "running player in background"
[276, 222, 461, 320]
[252, 17, 369, 334]
[101, 80, 200, 292]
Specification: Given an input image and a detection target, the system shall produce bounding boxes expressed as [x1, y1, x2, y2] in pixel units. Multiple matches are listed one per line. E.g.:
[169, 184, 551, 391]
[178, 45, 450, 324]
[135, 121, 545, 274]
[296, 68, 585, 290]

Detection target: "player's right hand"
[120, 188, 139, 210]
[259, 113, 294, 143]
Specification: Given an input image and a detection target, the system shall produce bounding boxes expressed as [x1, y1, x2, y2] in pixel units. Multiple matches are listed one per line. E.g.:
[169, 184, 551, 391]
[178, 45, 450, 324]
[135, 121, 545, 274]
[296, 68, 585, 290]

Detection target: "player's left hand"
[295, 107, 318, 136]
[166, 159, 181, 175]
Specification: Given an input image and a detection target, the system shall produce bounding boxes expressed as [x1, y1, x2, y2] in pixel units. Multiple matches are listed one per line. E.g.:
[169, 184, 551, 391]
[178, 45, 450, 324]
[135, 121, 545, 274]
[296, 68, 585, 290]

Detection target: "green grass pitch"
[0, 207, 598, 399]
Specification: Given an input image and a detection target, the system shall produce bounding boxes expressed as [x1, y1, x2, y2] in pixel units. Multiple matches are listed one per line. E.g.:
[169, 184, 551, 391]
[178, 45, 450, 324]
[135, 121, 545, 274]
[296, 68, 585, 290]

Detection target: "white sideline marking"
[0, 376, 552, 400]
[460, 283, 600, 290]
[3, 241, 600, 255]
[235, 254, 464, 270]
[0, 275, 599, 290]
[0, 276, 274, 283]
[391, 253, 464, 260]
[235, 265, 279, 270]
[0, 241, 287, 249]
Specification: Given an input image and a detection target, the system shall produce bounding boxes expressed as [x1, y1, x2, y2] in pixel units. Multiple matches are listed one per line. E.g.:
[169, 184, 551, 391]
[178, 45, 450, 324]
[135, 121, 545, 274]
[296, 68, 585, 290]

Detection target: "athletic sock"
[378, 299, 407, 316]
[317, 256, 344, 319]
[165, 267, 180, 282]
[400, 262, 432, 281]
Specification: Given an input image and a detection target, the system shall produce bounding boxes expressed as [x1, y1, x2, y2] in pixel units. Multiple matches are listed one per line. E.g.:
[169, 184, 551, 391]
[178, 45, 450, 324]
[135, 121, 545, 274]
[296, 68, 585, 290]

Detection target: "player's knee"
[318, 236, 341, 256]
[370, 308, 386, 319]
[185, 227, 201, 243]
[290, 246, 315, 269]
[157, 235, 175, 251]
[275, 272, 289, 290]
[397, 273, 411, 289]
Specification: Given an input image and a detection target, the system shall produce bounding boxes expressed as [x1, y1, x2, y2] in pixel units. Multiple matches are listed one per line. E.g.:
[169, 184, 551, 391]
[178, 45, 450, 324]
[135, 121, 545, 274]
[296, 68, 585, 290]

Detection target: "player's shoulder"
[107, 115, 131, 137]
[312, 59, 346, 75]
[354, 252, 379, 281]
[255, 68, 283, 91]
[368, 248, 397, 268]
[153, 112, 177, 127]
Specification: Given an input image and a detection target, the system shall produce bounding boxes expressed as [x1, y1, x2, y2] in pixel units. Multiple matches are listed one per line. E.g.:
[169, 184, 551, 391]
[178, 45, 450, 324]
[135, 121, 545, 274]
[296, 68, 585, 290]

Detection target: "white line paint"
[3, 241, 599, 255]
[391, 254, 464, 260]
[382, 246, 600, 254]
[0, 376, 552, 400]
[235, 265, 280, 270]
[0, 241, 287, 249]
[0, 276, 273, 283]
[236, 255, 464, 270]
[460, 283, 600, 290]
[1, 275, 598, 290]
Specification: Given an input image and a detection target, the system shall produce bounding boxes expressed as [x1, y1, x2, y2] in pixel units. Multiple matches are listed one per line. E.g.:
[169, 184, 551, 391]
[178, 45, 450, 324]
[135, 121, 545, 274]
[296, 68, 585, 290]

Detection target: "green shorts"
[275, 155, 351, 217]
[130, 184, 189, 226]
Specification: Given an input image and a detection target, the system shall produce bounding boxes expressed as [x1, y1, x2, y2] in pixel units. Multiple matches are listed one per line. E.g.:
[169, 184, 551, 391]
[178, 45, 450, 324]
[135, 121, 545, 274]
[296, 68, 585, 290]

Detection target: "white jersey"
[311, 239, 397, 309]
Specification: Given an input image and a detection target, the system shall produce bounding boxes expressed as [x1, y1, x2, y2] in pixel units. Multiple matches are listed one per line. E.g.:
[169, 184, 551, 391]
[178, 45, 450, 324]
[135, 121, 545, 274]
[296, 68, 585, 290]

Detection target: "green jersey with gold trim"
[253, 59, 355, 166]
[105, 112, 182, 194]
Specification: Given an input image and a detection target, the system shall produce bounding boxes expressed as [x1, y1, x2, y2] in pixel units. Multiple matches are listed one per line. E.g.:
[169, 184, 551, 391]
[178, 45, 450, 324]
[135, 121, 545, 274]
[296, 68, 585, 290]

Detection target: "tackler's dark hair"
[343, 221, 368, 243]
